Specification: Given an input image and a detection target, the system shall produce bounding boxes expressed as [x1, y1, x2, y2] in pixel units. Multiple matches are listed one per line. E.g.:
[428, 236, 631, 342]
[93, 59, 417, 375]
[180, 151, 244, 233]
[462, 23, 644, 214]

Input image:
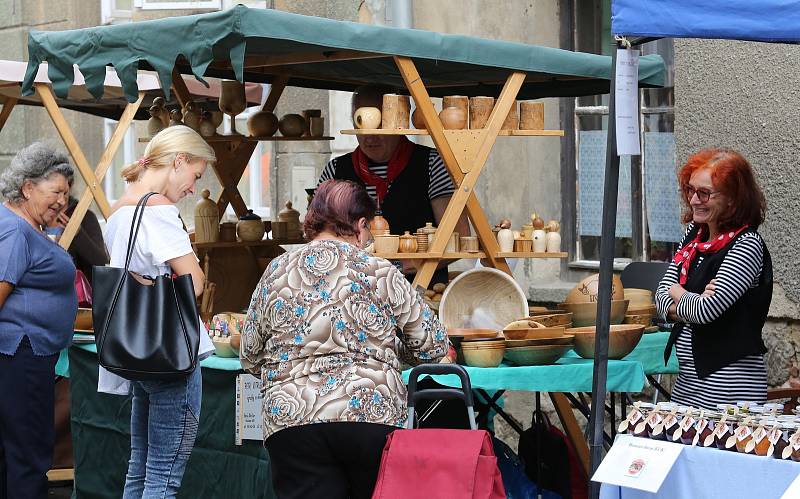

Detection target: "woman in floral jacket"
[241, 179, 448, 499]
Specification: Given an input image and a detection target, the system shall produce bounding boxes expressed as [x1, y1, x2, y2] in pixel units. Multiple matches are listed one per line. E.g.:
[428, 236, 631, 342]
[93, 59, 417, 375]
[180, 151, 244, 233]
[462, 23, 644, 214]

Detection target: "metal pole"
[588, 40, 621, 499]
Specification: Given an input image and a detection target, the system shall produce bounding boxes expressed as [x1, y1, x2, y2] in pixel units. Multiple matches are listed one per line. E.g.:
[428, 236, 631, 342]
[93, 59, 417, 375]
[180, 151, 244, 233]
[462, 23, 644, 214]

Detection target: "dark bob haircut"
[678, 148, 766, 230]
[303, 179, 376, 240]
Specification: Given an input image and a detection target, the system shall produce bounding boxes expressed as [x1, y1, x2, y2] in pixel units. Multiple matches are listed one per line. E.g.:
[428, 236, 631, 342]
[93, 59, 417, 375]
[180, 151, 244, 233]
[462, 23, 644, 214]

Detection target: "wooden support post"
[0, 97, 17, 133]
[550, 392, 591, 478]
[262, 75, 289, 112]
[394, 56, 522, 288]
[59, 92, 145, 249]
[36, 83, 112, 219]
[211, 140, 258, 217]
[171, 68, 192, 109]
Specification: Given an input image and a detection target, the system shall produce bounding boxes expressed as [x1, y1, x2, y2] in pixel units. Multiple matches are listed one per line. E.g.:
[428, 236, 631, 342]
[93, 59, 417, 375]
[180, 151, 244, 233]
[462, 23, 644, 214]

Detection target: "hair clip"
[138, 156, 151, 167]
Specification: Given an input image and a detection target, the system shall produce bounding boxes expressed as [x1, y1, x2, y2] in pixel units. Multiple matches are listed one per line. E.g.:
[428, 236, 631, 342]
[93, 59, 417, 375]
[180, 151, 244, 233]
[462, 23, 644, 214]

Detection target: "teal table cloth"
[622, 331, 679, 375]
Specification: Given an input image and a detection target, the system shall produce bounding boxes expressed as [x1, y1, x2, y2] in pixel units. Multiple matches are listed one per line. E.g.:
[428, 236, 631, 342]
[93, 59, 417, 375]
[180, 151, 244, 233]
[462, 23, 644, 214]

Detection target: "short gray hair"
[0, 143, 74, 203]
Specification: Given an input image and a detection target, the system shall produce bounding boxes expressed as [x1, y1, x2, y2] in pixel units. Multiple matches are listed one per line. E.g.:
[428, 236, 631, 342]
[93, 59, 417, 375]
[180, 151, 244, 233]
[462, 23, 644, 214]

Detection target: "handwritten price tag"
[235, 374, 264, 444]
[592, 434, 683, 493]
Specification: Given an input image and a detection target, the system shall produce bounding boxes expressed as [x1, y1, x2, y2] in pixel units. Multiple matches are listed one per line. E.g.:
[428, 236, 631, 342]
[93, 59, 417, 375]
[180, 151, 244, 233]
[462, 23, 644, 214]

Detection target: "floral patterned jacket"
[241, 239, 448, 439]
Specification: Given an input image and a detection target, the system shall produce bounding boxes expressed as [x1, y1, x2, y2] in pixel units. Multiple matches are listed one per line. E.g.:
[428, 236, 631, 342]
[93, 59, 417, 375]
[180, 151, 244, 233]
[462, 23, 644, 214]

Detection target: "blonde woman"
[101, 125, 216, 499]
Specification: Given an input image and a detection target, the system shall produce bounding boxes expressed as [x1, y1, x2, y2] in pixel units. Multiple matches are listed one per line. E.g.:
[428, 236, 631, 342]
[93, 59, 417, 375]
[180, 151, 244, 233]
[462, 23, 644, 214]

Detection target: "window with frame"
[101, 0, 132, 25]
[569, 0, 680, 269]
[102, 118, 137, 204]
[133, 0, 266, 9]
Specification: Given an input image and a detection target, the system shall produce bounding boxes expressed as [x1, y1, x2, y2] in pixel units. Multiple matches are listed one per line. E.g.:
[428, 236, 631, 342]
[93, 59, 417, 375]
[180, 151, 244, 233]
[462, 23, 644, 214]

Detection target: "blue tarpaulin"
[612, 0, 800, 43]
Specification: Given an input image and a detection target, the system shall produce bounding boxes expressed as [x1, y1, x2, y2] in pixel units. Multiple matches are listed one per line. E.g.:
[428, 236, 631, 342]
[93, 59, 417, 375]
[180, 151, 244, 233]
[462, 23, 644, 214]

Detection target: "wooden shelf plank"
[375, 251, 486, 259]
[340, 128, 564, 137]
[192, 239, 305, 250]
[139, 135, 333, 143]
[495, 252, 568, 258]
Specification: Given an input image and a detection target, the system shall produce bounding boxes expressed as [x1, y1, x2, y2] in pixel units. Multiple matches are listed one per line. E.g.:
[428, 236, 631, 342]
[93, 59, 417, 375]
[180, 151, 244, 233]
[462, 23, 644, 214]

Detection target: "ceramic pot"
[278, 114, 306, 138]
[497, 228, 514, 253]
[237, 210, 265, 242]
[152, 97, 169, 127]
[399, 231, 418, 253]
[194, 189, 219, 243]
[278, 201, 302, 239]
[169, 109, 183, 127]
[353, 107, 381, 129]
[308, 116, 325, 137]
[546, 231, 562, 252]
[469, 96, 494, 129]
[219, 80, 246, 135]
[182, 101, 201, 131]
[532, 229, 547, 253]
[248, 111, 279, 137]
[199, 113, 217, 137]
[370, 213, 390, 235]
[439, 106, 467, 130]
[147, 105, 165, 136]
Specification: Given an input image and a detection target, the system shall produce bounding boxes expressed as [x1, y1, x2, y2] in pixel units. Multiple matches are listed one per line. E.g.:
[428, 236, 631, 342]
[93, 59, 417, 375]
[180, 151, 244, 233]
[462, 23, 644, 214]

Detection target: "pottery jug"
[183, 101, 201, 131]
[532, 229, 547, 253]
[147, 105, 165, 137]
[439, 107, 467, 130]
[497, 228, 514, 253]
[278, 201, 303, 239]
[278, 114, 306, 138]
[353, 107, 381, 129]
[152, 97, 169, 127]
[546, 230, 562, 253]
[169, 109, 183, 127]
[199, 111, 217, 137]
[194, 189, 219, 243]
[237, 209, 265, 242]
[370, 213, 390, 235]
[399, 231, 418, 253]
[248, 111, 279, 137]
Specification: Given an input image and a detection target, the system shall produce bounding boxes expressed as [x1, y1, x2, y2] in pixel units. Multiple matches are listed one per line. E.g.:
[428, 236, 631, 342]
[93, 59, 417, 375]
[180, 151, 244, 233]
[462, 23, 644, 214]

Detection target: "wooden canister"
[502, 100, 519, 130]
[460, 236, 479, 253]
[469, 96, 494, 129]
[520, 101, 545, 130]
[381, 94, 410, 129]
[443, 96, 469, 127]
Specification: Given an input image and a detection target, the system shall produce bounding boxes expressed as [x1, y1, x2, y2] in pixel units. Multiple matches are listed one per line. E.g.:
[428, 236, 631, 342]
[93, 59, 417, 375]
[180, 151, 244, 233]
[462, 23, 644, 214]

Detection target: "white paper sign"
[780, 472, 800, 499]
[234, 374, 264, 445]
[614, 48, 641, 156]
[591, 434, 683, 493]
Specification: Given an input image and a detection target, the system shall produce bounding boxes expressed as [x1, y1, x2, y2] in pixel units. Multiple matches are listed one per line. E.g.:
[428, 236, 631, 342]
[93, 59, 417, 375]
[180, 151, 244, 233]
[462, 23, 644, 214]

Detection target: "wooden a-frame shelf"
[341, 128, 564, 136]
[375, 251, 567, 259]
[139, 135, 334, 143]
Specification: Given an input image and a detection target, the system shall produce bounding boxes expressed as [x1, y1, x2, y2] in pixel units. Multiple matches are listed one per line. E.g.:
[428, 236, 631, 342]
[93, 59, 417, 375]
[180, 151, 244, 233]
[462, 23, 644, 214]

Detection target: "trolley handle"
[406, 364, 477, 430]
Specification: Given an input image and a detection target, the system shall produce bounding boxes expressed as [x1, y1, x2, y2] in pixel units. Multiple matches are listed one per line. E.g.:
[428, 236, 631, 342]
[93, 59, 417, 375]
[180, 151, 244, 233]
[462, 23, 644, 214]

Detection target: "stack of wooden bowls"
[557, 273, 629, 327]
[74, 307, 93, 332]
[450, 328, 505, 367]
[624, 288, 657, 330]
[569, 324, 645, 360]
[501, 319, 572, 366]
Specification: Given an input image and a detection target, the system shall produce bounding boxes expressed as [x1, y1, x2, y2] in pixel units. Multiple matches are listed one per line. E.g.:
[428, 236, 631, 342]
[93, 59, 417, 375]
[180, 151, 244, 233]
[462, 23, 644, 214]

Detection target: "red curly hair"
[678, 148, 766, 231]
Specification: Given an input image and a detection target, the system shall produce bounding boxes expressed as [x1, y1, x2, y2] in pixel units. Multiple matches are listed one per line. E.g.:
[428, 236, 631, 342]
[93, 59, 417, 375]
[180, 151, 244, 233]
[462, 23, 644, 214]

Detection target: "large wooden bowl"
[557, 300, 629, 327]
[565, 273, 624, 304]
[526, 312, 573, 327]
[461, 342, 505, 368]
[505, 334, 574, 348]
[212, 336, 238, 358]
[504, 344, 571, 366]
[568, 324, 645, 360]
[439, 268, 528, 331]
[74, 308, 93, 331]
[624, 288, 654, 308]
[503, 326, 566, 340]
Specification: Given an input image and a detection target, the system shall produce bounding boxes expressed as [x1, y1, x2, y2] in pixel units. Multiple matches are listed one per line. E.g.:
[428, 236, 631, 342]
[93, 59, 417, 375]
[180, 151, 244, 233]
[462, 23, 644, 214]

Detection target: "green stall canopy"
[23, 5, 664, 102]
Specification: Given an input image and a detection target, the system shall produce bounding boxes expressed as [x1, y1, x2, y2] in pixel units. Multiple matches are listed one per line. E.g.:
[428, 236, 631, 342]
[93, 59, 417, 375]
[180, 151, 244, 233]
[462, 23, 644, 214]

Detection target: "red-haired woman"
[655, 149, 772, 409]
[241, 179, 448, 499]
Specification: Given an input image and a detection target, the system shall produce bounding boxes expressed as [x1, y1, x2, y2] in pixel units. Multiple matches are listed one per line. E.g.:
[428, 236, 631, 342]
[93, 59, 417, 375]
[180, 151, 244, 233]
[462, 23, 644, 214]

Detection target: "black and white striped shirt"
[318, 149, 455, 202]
[655, 223, 767, 409]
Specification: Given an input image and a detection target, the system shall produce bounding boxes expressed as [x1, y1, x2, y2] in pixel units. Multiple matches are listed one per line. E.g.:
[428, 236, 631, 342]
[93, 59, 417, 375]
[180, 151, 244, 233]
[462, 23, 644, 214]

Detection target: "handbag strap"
[123, 192, 159, 271]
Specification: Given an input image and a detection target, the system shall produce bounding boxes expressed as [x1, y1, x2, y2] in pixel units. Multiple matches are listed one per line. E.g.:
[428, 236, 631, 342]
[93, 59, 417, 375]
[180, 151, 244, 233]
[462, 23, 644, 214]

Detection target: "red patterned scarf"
[672, 224, 748, 284]
[351, 136, 415, 204]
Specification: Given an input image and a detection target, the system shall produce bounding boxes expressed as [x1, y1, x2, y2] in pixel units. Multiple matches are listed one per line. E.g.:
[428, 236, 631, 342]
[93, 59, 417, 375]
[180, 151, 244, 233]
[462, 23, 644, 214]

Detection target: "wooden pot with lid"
[278, 201, 303, 240]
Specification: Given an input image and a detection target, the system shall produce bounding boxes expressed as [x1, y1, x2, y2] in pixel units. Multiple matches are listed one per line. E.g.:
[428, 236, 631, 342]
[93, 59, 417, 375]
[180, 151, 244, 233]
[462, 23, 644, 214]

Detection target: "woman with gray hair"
[0, 142, 77, 499]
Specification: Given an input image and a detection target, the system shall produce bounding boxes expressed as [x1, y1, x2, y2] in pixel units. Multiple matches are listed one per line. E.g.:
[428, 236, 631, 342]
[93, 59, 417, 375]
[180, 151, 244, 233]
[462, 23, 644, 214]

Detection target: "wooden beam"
[171, 68, 193, 109]
[36, 83, 112, 218]
[60, 92, 144, 249]
[0, 97, 17, 133]
[262, 74, 289, 113]
[210, 140, 257, 217]
[550, 392, 590, 478]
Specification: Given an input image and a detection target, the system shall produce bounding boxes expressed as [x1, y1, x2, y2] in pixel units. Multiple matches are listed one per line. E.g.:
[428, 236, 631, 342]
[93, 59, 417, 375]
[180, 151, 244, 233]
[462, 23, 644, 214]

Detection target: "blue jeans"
[122, 367, 202, 499]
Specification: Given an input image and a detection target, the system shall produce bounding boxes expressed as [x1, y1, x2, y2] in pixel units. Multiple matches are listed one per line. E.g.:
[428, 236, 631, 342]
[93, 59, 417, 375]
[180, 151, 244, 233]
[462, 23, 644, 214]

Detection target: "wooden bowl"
[504, 344, 571, 366]
[212, 336, 238, 358]
[439, 268, 528, 331]
[447, 328, 500, 340]
[624, 288, 654, 308]
[373, 235, 399, 254]
[565, 273, 624, 304]
[75, 307, 93, 331]
[557, 300, 629, 327]
[525, 312, 573, 327]
[506, 334, 574, 348]
[461, 343, 505, 367]
[567, 324, 645, 360]
[623, 314, 652, 326]
[503, 326, 566, 340]
[627, 303, 657, 317]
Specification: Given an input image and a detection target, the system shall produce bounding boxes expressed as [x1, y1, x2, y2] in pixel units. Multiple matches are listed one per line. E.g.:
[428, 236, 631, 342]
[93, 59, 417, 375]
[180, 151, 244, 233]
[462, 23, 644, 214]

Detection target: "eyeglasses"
[684, 186, 720, 203]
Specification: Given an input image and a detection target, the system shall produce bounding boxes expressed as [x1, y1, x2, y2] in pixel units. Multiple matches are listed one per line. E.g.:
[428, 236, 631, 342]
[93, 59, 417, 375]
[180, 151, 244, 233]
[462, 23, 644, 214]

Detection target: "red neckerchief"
[351, 136, 415, 204]
[672, 224, 748, 284]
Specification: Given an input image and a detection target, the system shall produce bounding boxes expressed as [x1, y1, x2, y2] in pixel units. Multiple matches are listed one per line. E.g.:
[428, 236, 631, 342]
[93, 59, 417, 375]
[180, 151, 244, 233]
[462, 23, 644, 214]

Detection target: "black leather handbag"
[93, 192, 200, 381]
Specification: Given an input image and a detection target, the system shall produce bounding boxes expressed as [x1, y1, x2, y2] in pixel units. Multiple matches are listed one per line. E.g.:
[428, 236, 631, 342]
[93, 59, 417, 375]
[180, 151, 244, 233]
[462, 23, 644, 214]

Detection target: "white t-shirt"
[98, 204, 214, 395]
